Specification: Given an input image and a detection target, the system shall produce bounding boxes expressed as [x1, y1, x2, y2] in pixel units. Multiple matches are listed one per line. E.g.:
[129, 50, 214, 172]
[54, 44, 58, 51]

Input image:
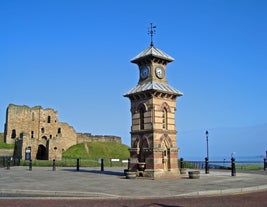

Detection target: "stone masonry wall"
[4, 104, 77, 160]
[77, 133, 121, 144]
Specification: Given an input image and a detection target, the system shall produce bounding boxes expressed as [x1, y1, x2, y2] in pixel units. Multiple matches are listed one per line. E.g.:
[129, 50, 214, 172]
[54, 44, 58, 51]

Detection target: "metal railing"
[179, 158, 267, 171]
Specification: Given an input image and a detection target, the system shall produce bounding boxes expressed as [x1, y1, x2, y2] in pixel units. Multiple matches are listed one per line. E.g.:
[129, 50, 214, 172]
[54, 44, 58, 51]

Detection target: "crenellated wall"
[77, 133, 121, 144]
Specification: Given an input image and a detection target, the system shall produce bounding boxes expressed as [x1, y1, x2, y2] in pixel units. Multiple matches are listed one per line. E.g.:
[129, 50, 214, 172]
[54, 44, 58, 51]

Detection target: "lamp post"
[206, 130, 209, 160]
[205, 130, 209, 174]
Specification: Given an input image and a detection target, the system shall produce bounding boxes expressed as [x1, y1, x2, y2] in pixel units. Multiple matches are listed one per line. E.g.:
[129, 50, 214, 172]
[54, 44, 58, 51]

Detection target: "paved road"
[0, 166, 266, 206]
[0, 191, 266, 207]
[1, 167, 266, 198]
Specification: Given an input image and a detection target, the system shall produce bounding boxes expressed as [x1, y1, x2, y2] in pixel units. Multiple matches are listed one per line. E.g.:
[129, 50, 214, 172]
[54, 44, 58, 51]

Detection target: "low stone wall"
[77, 133, 121, 144]
[0, 149, 13, 156]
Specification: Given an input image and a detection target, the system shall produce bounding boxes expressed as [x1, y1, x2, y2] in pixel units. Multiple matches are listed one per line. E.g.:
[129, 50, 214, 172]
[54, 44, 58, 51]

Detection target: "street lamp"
[206, 130, 209, 160]
[205, 130, 209, 174]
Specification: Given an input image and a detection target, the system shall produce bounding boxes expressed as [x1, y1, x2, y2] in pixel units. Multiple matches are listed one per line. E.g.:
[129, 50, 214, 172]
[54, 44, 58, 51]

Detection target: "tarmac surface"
[0, 166, 266, 199]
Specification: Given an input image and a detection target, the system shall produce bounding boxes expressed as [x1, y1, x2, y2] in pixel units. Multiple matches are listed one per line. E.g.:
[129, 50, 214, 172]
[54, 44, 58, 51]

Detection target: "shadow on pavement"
[61, 168, 124, 176]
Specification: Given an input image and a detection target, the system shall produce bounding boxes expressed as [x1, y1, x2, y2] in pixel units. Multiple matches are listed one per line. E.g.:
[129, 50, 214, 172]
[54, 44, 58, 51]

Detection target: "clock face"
[140, 66, 150, 79]
[155, 67, 164, 79]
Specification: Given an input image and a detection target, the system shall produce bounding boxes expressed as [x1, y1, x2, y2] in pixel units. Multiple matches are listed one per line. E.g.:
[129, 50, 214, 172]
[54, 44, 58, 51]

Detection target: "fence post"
[264, 158, 267, 171]
[231, 157, 236, 176]
[101, 158, 104, 171]
[6, 157, 10, 170]
[76, 158, 80, 171]
[29, 159, 32, 171]
[180, 158, 184, 169]
[205, 157, 209, 174]
[127, 158, 130, 170]
[52, 159, 56, 171]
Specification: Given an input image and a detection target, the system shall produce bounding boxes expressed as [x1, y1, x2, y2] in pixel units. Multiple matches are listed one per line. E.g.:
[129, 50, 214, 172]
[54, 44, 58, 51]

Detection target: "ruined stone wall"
[77, 133, 121, 144]
[4, 104, 77, 160]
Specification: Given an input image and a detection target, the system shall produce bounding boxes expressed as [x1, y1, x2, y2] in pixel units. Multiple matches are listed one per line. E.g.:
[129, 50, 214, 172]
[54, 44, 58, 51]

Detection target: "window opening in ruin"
[11, 129, 16, 139]
[41, 128, 45, 133]
[58, 128, 61, 134]
[31, 131, 34, 138]
[42, 136, 47, 140]
[49, 135, 52, 139]
[32, 112, 35, 121]
[47, 116, 51, 123]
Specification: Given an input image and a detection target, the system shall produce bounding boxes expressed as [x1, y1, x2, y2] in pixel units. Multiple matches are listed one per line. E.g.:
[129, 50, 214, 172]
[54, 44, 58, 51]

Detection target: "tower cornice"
[124, 81, 183, 99]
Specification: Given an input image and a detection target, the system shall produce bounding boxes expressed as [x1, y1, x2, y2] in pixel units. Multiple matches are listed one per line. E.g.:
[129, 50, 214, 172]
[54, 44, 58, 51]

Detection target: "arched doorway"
[160, 135, 172, 171]
[36, 144, 48, 160]
[134, 136, 149, 163]
[162, 140, 170, 170]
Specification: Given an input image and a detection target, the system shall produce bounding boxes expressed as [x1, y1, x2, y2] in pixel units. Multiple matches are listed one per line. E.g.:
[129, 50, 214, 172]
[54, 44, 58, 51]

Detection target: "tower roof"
[130, 45, 174, 64]
[124, 81, 183, 97]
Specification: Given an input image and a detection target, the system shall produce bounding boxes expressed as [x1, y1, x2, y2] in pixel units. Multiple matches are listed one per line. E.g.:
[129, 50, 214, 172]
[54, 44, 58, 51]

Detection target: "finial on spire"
[148, 22, 156, 46]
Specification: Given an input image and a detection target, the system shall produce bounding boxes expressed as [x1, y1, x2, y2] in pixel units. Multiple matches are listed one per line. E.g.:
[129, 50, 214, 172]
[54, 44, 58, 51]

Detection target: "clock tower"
[124, 24, 183, 178]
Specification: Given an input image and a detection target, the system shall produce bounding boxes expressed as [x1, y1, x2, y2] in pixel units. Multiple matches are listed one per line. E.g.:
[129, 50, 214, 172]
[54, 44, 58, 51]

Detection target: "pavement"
[0, 166, 266, 199]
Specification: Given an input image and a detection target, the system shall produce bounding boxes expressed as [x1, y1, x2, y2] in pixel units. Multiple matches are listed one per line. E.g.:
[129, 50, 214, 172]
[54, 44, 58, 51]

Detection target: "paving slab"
[0, 166, 266, 198]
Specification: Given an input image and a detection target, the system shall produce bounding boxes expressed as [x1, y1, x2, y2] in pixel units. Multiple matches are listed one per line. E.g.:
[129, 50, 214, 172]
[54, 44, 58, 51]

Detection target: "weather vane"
[148, 22, 156, 46]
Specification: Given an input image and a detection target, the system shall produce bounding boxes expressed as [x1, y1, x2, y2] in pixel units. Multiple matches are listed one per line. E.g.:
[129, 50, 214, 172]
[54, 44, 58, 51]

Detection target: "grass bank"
[0, 142, 14, 149]
[20, 142, 130, 167]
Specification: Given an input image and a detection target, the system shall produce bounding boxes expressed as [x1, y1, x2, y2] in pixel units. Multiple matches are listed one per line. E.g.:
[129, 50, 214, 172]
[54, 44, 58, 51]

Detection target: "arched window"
[140, 107, 145, 130]
[162, 108, 168, 130]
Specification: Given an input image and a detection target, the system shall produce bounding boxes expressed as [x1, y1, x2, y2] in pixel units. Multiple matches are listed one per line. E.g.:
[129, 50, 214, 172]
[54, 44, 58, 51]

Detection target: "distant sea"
[180, 155, 266, 162]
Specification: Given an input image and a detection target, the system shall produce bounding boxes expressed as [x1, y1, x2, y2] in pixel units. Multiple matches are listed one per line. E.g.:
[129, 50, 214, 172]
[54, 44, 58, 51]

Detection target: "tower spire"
[148, 22, 156, 46]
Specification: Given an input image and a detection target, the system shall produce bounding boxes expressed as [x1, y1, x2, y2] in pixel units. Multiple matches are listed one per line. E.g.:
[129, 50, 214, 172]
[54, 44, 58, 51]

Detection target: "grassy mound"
[19, 142, 130, 167]
[63, 142, 130, 161]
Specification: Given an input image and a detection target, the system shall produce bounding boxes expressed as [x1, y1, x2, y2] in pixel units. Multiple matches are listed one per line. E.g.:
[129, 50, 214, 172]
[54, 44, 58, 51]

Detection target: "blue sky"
[1, 0, 266, 160]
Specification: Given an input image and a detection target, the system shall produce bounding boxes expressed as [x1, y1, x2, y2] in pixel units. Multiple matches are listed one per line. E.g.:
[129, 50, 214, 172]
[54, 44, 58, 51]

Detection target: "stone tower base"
[140, 168, 181, 179]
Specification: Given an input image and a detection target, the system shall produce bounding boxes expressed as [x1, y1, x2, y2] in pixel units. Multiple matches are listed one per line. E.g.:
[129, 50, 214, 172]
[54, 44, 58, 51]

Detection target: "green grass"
[19, 142, 130, 167]
[236, 164, 263, 170]
[1, 141, 130, 167]
[61, 142, 130, 167]
[0, 133, 4, 142]
[0, 142, 14, 149]
[62, 142, 130, 160]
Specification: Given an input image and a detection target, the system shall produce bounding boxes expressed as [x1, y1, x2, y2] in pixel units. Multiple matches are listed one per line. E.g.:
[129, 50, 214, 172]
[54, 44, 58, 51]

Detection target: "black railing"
[0, 156, 21, 168]
[179, 158, 266, 171]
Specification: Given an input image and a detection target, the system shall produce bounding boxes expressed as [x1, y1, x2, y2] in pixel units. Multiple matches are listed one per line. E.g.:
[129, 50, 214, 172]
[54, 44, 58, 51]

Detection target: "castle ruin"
[4, 104, 121, 160]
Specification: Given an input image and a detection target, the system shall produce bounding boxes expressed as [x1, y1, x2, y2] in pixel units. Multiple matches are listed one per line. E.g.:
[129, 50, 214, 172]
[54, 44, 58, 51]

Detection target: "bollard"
[76, 158, 80, 171]
[264, 158, 267, 171]
[101, 158, 104, 171]
[6, 157, 10, 170]
[180, 158, 184, 169]
[127, 158, 130, 170]
[205, 157, 209, 174]
[52, 159, 56, 171]
[231, 157, 236, 176]
[29, 159, 32, 171]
